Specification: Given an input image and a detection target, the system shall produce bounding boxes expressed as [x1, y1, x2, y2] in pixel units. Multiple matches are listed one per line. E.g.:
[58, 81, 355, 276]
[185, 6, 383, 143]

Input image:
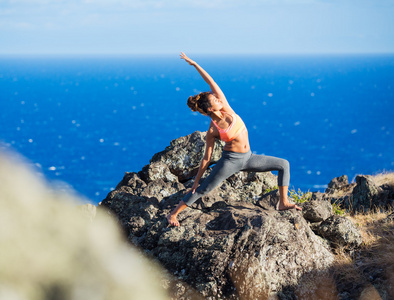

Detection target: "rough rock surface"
[325, 174, 394, 213]
[149, 131, 225, 182]
[302, 197, 333, 223]
[352, 175, 383, 212]
[326, 175, 349, 194]
[101, 190, 335, 299]
[317, 215, 363, 248]
[100, 131, 336, 299]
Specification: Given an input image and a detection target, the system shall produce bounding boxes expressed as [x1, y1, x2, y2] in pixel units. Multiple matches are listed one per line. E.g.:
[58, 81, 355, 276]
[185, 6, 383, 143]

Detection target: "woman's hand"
[186, 181, 199, 195]
[180, 52, 196, 66]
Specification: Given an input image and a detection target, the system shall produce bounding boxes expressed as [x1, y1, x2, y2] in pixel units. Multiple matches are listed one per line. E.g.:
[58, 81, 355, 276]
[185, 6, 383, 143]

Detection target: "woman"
[167, 52, 301, 227]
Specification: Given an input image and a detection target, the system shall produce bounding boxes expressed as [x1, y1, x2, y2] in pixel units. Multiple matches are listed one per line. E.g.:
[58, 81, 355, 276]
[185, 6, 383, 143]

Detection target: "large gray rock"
[326, 175, 349, 194]
[317, 215, 363, 248]
[101, 194, 334, 299]
[325, 174, 394, 213]
[302, 198, 333, 223]
[352, 175, 382, 212]
[100, 131, 335, 299]
[139, 161, 179, 183]
[149, 131, 225, 182]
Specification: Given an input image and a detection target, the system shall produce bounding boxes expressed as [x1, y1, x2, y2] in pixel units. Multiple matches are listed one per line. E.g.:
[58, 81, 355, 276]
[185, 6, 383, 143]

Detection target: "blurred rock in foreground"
[0, 151, 168, 300]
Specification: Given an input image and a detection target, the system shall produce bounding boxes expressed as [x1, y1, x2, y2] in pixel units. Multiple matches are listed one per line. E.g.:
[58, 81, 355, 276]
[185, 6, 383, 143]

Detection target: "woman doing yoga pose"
[167, 52, 301, 227]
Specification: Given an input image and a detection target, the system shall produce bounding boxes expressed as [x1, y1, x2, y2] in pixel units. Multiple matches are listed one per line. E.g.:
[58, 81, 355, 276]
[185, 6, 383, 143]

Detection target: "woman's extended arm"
[189, 126, 216, 193]
[180, 52, 234, 113]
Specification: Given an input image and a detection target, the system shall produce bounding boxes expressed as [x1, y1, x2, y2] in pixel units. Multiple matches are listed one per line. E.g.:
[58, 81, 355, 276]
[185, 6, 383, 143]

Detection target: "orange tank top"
[212, 112, 246, 142]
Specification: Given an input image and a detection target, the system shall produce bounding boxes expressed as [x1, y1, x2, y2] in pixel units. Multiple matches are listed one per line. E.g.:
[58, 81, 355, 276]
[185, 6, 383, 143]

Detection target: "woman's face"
[208, 94, 223, 112]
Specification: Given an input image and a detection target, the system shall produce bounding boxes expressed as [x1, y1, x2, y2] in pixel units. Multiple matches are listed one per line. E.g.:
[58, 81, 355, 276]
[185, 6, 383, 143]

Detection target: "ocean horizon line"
[1, 52, 394, 59]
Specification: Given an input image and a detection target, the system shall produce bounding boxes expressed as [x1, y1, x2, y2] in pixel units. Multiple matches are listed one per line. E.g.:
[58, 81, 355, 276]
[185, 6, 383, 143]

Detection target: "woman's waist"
[222, 139, 250, 154]
[221, 148, 252, 159]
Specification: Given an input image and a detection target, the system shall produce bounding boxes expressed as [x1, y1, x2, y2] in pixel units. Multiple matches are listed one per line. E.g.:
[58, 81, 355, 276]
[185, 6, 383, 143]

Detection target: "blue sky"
[1, 0, 394, 55]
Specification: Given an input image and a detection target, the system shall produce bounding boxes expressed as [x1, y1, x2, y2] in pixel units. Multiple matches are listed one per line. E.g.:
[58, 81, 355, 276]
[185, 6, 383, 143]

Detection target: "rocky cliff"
[99, 131, 394, 299]
[1, 131, 392, 300]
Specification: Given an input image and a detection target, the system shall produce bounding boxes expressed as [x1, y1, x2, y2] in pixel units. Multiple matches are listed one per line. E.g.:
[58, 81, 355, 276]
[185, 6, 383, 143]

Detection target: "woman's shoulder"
[208, 121, 220, 136]
[220, 106, 236, 115]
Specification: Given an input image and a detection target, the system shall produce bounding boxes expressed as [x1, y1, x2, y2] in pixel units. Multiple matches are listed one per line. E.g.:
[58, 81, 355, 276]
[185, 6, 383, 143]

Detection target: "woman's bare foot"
[166, 213, 180, 227]
[278, 203, 302, 211]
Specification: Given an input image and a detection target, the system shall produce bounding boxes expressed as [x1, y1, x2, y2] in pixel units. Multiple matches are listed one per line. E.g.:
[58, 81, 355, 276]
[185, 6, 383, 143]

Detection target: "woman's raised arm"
[180, 52, 234, 113]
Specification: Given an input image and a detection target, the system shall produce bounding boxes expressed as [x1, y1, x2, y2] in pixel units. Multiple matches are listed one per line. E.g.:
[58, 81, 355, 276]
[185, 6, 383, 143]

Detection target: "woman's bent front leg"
[241, 154, 290, 186]
[241, 154, 301, 210]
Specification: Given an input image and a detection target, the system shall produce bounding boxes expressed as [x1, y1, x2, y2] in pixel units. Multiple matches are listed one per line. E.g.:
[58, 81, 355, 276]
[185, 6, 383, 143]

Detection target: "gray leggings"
[183, 150, 290, 206]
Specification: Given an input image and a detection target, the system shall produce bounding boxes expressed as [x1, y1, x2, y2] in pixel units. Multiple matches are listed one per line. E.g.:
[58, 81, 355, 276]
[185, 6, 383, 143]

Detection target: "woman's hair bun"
[187, 95, 199, 112]
[186, 92, 211, 115]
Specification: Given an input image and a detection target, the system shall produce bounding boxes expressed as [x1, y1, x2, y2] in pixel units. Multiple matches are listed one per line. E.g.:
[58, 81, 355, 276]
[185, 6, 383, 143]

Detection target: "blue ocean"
[1, 54, 393, 204]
